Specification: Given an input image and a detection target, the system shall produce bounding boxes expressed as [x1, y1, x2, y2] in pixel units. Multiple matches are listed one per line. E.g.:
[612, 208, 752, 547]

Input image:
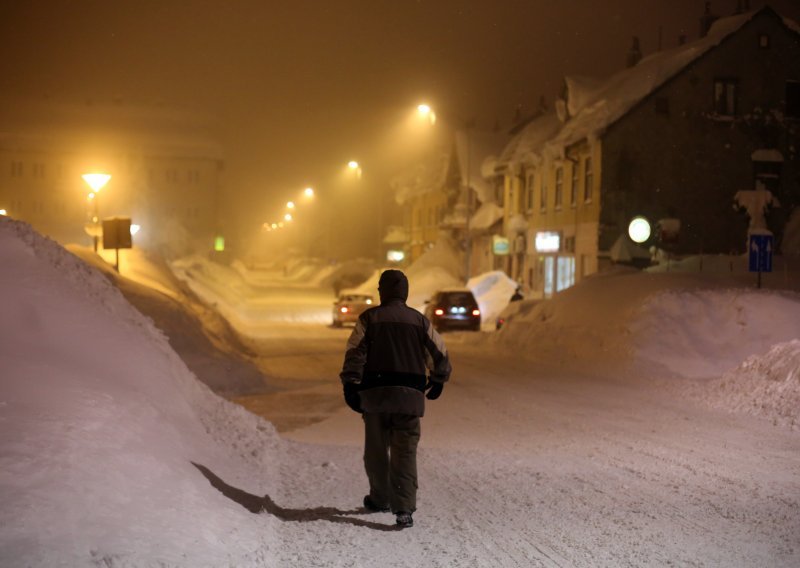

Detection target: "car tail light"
[434, 308, 444, 316]
[472, 309, 480, 316]
[340, 306, 349, 313]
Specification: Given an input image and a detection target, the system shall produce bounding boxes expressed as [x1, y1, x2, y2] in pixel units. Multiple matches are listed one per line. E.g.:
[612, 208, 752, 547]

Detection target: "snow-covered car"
[424, 288, 481, 332]
[332, 291, 374, 327]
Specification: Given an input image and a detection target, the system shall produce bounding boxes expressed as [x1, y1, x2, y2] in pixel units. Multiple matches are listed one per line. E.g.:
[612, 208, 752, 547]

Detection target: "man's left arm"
[340, 317, 368, 412]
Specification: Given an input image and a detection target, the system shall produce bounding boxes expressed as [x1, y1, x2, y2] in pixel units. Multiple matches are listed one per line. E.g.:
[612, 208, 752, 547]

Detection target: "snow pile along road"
[703, 340, 800, 429]
[631, 288, 800, 378]
[488, 268, 800, 427]
[0, 218, 283, 566]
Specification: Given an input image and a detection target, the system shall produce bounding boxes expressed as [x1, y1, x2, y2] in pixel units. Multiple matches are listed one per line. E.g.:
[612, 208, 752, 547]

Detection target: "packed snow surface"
[2, 216, 799, 567]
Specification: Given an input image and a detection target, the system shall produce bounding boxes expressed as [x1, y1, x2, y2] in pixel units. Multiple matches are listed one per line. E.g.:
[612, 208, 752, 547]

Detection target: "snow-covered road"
[3, 218, 798, 567]
[170, 253, 800, 566]
[262, 335, 800, 567]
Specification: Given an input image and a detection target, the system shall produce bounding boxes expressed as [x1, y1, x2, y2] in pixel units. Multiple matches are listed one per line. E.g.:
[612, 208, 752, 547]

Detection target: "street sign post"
[748, 233, 773, 289]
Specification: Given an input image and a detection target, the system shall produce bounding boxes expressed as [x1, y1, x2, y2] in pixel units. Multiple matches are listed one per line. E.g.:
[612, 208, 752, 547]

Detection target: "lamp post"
[417, 104, 474, 281]
[82, 173, 111, 252]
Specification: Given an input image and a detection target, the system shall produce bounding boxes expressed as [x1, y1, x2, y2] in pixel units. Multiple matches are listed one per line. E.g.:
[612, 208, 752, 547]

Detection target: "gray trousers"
[363, 412, 421, 513]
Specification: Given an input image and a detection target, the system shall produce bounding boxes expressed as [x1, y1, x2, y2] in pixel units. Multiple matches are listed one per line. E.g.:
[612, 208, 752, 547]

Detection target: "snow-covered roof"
[391, 151, 451, 205]
[545, 8, 794, 155]
[497, 7, 799, 168]
[454, 129, 510, 203]
[469, 202, 504, 232]
[496, 112, 562, 171]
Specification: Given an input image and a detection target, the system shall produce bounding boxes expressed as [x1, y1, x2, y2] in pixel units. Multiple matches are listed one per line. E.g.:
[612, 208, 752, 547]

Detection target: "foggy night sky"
[2, 0, 799, 231]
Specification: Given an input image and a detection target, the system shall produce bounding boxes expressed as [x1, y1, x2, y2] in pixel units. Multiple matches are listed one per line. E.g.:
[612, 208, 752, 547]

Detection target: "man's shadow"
[192, 462, 401, 532]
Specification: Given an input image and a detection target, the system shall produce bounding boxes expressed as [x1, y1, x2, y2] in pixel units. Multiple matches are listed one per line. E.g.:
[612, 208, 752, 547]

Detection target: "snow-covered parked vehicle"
[332, 290, 374, 327]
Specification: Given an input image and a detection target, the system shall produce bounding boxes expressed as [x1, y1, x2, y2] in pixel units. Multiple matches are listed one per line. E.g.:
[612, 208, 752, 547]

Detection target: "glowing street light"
[284, 213, 293, 222]
[347, 160, 363, 180]
[82, 173, 111, 193]
[82, 172, 111, 252]
[304, 187, 314, 198]
[287, 201, 295, 209]
[417, 103, 436, 124]
[0, 209, 7, 216]
[628, 216, 652, 243]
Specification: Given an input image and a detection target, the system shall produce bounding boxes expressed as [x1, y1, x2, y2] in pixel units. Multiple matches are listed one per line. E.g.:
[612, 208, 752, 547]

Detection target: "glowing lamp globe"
[628, 216, 651, 243]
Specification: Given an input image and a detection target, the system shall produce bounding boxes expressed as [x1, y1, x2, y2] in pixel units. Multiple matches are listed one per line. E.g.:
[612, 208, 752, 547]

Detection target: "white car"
[332, 291, 374, 327]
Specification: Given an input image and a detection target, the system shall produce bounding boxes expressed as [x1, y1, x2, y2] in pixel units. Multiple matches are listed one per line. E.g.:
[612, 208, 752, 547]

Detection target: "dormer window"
[713, 78, 738, 116]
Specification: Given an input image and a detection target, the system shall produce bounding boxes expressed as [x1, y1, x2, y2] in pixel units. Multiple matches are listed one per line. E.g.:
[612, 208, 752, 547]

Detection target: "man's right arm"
[340, 316, 368, 385]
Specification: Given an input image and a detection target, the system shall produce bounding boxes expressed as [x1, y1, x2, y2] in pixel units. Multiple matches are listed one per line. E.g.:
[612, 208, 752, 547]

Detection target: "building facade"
[0, 100, 224, 256]
[495, 6, 800, 298]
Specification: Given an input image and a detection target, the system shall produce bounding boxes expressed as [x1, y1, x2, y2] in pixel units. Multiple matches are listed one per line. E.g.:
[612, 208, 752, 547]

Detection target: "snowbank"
[631, 287, 800, 378]
[700, 340, 800, 429]
[171, 255, 336, 325]
[490, 268, 800, 425]
[0, 218, 282, 566]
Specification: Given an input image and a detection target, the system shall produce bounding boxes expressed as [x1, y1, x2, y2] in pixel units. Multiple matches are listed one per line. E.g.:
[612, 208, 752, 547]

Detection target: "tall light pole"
[82, 173, 111, 252]
[417, 104, 474, 281]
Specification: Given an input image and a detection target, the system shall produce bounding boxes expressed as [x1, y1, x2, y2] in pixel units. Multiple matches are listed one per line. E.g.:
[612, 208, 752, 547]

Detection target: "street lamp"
[304, 187, 314, 198]
[82, 172, 111, 252]
[347, 160, 363, 179]
[417, 103, 474, 281]
[628, 216, 652, 243]
[417, 104, 436, 125]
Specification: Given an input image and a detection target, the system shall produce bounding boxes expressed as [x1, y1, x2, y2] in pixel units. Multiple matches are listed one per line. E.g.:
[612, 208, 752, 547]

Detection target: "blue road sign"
[749, 234, 773, 273]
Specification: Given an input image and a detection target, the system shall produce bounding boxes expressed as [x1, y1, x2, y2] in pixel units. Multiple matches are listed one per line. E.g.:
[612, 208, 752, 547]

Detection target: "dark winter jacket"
[340, 270, 451, 416]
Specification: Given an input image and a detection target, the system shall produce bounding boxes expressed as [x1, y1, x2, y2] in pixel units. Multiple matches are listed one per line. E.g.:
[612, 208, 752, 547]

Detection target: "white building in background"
[0, 98, 224, 256]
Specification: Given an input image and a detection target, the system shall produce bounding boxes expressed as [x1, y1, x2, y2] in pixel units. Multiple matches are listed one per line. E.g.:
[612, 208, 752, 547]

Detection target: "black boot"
[363, 495, 389, 513]
[395, 511, 414, 528]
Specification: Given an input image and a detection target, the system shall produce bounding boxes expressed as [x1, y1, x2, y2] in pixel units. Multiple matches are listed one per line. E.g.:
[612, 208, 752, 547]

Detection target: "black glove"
[343, 382, 362, 413]
[425, 379, 444, 400]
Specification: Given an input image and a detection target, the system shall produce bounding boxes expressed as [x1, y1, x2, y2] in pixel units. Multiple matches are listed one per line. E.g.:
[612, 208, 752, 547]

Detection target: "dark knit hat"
[378, 269, 409, 303]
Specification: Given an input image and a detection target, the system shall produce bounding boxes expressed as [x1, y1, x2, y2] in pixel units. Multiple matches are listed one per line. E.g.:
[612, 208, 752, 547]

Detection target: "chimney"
[678, 34, 687, 45]
[626, 36, 642, 68]
[699, 2, 719, 37]
[735, 0, 743, 14]
[538, 95, 548, 113]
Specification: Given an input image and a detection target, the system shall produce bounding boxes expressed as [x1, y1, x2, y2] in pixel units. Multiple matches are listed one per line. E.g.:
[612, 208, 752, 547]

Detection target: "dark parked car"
[424, 288, 481, 332]
[332, 290, 374, 327]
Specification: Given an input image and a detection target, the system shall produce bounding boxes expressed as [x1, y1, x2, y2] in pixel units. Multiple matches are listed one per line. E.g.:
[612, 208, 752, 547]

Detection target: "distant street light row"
[262, 185, 316, 232]
[261, 158, 362, 234]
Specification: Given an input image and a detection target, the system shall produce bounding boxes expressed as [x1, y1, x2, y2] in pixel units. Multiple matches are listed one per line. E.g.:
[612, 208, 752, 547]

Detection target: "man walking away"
[340, 269, 451, 528]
